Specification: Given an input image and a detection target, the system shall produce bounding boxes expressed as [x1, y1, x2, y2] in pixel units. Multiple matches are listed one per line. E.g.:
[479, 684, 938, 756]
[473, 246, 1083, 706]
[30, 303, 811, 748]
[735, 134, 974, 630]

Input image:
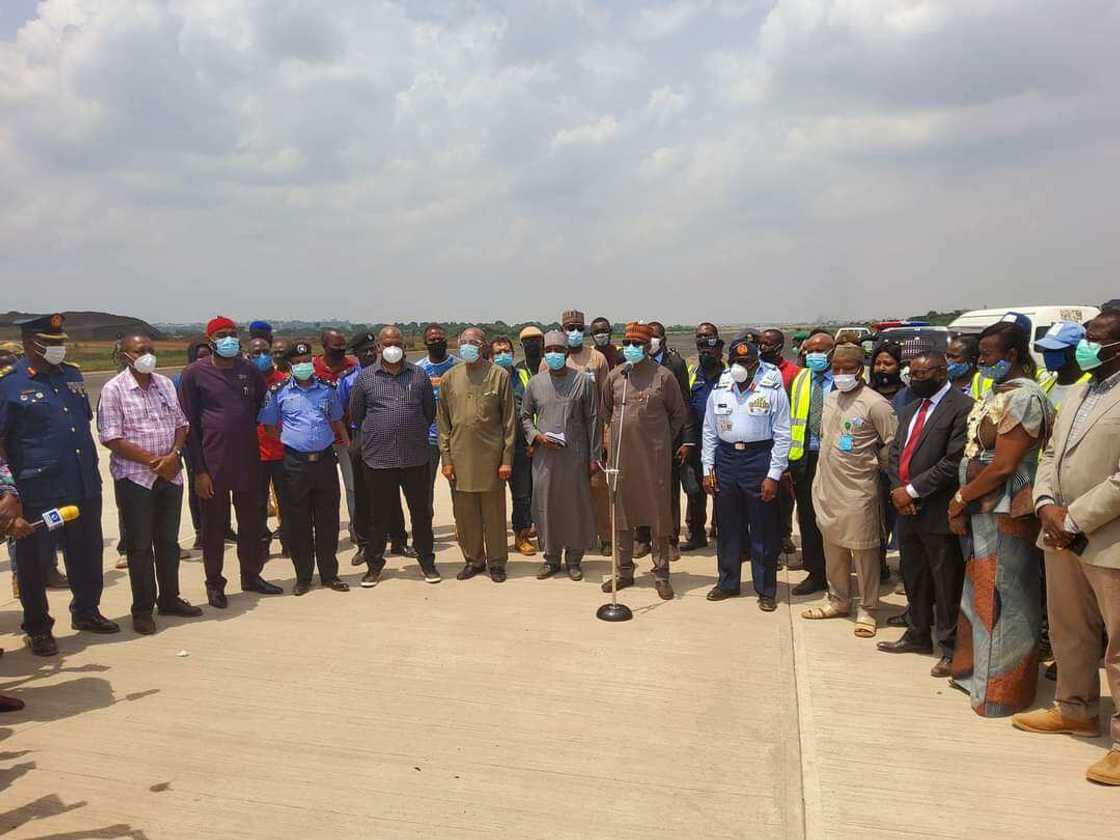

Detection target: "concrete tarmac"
[0, 379, 1115, 838]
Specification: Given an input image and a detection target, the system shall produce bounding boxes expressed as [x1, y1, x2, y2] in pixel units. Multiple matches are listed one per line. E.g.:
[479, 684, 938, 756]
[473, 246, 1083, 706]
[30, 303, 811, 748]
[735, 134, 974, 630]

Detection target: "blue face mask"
[978, 358, 1012, 383]
[494, 351, 514, 368]
[567, 329, 584, 348]
[459, 343, 480, 363]
[214, 336, 241, 358]
[805, 352, 830, 372]
[545, 351, 567, 371]
[252, 353, 273, 372]
[1042, 349, 1069, 373]
[622, 344, 645, 364]
[947, 361, 972, 380]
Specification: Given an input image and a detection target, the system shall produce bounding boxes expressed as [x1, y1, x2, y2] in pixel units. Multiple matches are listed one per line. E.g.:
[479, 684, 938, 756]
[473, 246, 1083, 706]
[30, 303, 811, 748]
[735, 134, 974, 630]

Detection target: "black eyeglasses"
[621, 340, 646, 348]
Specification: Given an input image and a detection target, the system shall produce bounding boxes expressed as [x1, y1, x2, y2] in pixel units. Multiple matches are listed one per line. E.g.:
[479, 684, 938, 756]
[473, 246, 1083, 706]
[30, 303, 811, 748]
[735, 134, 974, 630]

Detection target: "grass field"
[63, 340, 192, 372]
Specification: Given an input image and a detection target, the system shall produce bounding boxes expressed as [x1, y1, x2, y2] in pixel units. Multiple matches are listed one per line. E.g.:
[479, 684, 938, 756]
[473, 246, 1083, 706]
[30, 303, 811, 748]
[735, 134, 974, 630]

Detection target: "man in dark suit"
[878, 351, 973, 676]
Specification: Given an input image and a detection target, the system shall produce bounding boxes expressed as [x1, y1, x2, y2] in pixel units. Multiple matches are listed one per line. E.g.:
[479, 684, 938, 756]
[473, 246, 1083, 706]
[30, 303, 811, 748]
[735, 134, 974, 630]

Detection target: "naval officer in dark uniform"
[0, 314, 120, 656]
[702, 339, 792, 611]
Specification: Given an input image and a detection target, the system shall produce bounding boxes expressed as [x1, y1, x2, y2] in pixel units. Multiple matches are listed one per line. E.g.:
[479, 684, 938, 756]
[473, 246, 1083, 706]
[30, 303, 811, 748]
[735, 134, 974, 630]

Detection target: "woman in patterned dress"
[948, 321, 1054, 716]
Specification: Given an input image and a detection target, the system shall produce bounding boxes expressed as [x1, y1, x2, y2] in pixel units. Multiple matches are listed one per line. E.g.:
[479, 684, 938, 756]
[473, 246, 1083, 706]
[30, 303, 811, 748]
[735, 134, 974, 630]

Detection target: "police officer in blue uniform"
[0, 314, 120, 655]
[702, 339, 792, 611]
[258, 342, 352, 596]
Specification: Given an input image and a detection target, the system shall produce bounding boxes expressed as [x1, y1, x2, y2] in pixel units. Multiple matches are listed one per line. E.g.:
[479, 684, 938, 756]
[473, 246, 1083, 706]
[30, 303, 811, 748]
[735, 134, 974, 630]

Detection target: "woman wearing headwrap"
[802, 342, 898, 637]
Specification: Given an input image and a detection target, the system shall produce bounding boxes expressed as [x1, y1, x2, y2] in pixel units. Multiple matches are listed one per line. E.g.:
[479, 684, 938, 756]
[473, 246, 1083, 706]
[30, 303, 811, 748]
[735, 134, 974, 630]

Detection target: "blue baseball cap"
[1034, 320, 1085, 351]
[999, 311, 1032, 338]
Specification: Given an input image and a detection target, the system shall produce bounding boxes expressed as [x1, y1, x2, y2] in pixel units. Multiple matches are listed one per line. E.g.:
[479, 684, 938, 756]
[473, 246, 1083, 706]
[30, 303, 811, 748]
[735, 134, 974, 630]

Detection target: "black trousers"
[364, 463, 435, 566]
[350, 437, 406, 552]
[284, 448, 341, 584]
[684, 445, 708, 541]
[14, 494, 104, 635]
[258, 459, 290, 549]
[117, 478, 183, 614]
[791, 451, 825, 578]
[898, 519, 965, 658]
[509, 445, 533, 533]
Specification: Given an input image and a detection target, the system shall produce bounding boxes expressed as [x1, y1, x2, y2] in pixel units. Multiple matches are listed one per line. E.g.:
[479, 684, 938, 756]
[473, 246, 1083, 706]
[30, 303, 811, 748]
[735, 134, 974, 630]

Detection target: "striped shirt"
[349, 361, 436, 470]
[97, 369, 189, 488]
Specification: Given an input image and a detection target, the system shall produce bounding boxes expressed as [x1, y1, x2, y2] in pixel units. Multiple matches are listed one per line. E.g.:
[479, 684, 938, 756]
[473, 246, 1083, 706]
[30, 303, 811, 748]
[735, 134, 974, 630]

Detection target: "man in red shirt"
[760, 329, 801, 393]
[313, 328, 365, 548]
[760, 328, 801, 556]
[249, 336, 289, 557]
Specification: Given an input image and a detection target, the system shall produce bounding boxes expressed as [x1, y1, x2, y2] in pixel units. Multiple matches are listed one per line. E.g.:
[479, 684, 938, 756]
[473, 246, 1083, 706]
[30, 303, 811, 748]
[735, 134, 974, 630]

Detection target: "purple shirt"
[178, 356, 267, 492]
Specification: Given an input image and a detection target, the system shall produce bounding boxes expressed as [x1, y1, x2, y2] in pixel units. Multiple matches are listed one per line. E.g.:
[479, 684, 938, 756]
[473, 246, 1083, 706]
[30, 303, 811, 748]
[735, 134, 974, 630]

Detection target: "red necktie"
[899, 399, 932, 485]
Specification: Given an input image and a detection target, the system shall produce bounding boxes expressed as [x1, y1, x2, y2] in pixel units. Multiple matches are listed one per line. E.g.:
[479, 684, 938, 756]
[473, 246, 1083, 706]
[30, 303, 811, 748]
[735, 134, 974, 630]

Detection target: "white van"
[948, 305, 1101, 367]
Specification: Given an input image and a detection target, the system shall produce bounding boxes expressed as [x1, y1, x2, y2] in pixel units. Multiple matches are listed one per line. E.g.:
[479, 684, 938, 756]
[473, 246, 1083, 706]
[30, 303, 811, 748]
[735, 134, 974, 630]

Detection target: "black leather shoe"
[457, 564, 483, 581]
[26, 633, 58, 657]
[759, 596, 778, 612]
[885, 612, 909, 628]
[566, 565, 583, 581]
[536, 564, 560, 580]
[391, 542, 418, 558]
[489, 566, 507, 583]
[72, 613, 121, 634]
[680, 535, 708, 552]
[242, 577, 283, 595]
[791, 575, 827, 596]
[350, 547, 367, 567]
[654, 579, 675, 600]
[877, 635, 933, 655]
[207, 587, 228, 609]
[0, 694, 25, 712]
[931, 657, 953, 678]
[293, 581, 311, 596]
[601, 577, 635, 593]
[706, 586, 739, 601]
[45, 566, 69, 589]
[158, 598, 204, 618]
[781, 536, 797, 555]
[132, 614, 156, 635]
[323, 579, 350, 592]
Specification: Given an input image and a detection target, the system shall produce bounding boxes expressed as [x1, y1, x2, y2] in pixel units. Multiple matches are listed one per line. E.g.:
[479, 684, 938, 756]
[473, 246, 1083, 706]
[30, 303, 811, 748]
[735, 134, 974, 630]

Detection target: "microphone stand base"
[596, 602, 633, 622]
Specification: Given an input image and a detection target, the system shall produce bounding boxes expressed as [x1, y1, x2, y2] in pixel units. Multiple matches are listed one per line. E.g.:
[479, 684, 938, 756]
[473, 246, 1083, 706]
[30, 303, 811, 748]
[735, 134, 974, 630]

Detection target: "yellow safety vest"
[517, 367, 531, 389]
[969, 371, 992, 400]
[1037, 370, 1091, 395]
[687, 365, 698, 390]
[788, 369, 813, 462]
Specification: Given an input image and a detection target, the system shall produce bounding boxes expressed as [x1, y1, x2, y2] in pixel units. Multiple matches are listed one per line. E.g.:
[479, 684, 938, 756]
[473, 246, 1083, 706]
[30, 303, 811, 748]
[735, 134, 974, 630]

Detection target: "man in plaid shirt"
[97, 334, 203, 634]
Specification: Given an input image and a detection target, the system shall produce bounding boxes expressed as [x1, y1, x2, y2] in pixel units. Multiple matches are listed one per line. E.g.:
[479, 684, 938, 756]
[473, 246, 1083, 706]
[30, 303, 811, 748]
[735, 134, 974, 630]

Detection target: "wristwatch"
[954, 490, 965, 505]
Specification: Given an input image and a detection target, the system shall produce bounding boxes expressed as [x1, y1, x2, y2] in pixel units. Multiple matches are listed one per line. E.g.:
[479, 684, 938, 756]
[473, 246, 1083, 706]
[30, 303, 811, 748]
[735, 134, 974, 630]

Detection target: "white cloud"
[0, 0, 1118, 324]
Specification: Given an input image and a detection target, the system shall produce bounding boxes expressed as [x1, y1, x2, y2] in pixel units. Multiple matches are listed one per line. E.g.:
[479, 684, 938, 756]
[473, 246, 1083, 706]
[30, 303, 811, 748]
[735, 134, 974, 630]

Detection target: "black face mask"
[699, 353, 721, 371]
[522, 340, 543, 363]
[909, 377, 944, 399]
[426, 340, 447, 360]
[760, 347, 782, 364]
[324, 347, 345, 361]
[872, 370, 902, 390]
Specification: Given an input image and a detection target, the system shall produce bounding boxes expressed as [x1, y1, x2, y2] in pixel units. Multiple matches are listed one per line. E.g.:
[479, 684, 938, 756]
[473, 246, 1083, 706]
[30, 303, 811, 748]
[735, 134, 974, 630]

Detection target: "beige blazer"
[1034, 380, 1120, 568]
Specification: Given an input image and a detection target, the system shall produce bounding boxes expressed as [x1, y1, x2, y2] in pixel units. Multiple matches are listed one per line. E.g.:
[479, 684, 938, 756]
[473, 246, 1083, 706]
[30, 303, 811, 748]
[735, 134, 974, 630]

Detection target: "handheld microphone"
[20, 505, 80, 538]
[621, 361, 634, 378]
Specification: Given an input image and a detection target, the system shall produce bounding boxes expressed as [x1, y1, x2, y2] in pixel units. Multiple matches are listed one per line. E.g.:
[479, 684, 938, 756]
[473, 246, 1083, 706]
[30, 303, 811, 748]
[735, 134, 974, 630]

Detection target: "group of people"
[0, 308, 1117, 787]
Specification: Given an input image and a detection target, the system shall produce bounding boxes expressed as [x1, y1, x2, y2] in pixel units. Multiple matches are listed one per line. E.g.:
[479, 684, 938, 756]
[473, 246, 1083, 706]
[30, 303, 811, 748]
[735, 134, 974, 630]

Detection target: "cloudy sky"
[1, 1, 1118, 325]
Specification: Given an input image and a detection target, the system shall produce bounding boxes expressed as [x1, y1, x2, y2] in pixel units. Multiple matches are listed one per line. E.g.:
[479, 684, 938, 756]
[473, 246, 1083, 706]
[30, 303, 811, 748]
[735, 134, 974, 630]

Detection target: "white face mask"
[592, 332, 610, 347]
[39, 344, 67, 366]
[650, 337, 662, 354]
[381, 345, 404, 364]
[730, 363, 753, 383]
[834, 373, 860, 392]
[131, 353, 157, 374]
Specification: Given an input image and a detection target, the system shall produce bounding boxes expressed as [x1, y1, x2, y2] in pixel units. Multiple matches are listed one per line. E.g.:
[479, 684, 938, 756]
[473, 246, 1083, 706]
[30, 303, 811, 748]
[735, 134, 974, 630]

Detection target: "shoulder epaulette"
[758, 368, 783, 389]
[715, 371, 734, 389]
[0, 366, 11, 381]
[63, 360, 81, 369]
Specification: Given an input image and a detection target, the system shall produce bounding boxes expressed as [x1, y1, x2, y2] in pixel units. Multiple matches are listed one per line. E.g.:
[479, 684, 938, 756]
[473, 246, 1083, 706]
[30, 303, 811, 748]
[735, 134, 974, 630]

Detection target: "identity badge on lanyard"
[838, 420, 854, 452]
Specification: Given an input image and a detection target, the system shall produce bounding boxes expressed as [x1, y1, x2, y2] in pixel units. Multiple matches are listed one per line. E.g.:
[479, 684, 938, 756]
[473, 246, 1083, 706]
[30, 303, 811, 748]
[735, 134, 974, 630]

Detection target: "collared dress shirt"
[258, 377, 343, 453]
[97, 368, 189, 488]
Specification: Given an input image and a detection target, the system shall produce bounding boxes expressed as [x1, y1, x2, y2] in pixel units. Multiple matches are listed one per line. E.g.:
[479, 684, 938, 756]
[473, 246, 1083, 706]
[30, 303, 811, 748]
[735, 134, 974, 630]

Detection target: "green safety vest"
[788, 369, 813, 462]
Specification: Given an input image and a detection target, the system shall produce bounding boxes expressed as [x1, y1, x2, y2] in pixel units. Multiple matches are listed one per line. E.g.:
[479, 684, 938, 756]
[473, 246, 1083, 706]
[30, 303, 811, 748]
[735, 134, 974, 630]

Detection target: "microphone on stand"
[17, 505, 80, 538]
